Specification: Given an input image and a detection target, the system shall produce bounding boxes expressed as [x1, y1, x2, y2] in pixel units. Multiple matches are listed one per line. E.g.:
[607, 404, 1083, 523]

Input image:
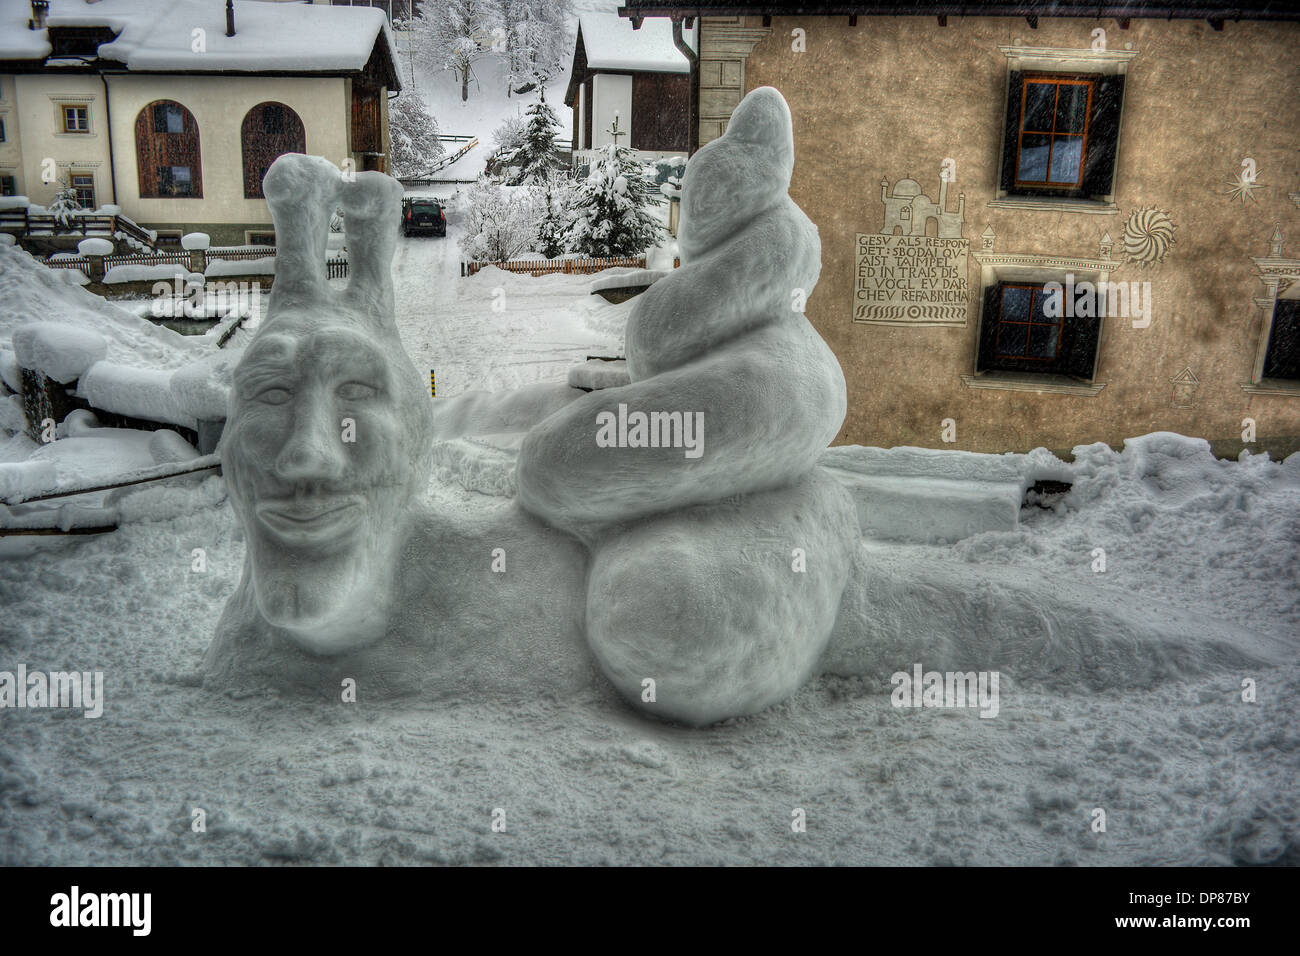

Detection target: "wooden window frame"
[135, 100, 203, 199]
[993, 50, 1132, 210]
[0, 175, 16, 197]
[991, 283, 1064, 362]
[976, 280, 1102, 380]
[69, 171, 95, 209]
[1013, 74, 1093, 191]
[61, 104, 89, 134]
[241, 102, 306, 199]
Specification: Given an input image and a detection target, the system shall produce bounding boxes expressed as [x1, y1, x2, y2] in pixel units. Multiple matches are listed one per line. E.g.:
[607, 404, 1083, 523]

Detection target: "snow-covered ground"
[0, 5, 1296, 867]
[2, 214, 1298, 863]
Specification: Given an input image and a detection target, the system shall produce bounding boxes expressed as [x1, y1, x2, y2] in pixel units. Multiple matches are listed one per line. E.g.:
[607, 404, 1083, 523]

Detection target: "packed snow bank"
[0, 239, 206, 372]
[77, 238, 114, 257]
[568, 358, 630, 390]
[78, 362, 194, 430]
[11, 323, 108, 384]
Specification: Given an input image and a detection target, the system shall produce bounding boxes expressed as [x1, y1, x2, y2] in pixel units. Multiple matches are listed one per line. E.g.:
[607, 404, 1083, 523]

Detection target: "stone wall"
[702, 14, 1300, 457]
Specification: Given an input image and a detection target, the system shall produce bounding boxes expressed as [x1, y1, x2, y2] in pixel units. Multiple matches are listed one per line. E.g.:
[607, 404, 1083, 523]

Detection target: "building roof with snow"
[614, 0, 1300, 22]
[0, 0, 400, 87]
[577, 9, 695, 74]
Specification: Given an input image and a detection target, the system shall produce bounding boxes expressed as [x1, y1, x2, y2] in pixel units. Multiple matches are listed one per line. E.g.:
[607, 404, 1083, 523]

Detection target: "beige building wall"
[1, 71, 357, 241]
[11, 74, 113, 208]
[0, 75, 25, 192]
[707, 15, 1300, 457]
[105, 74, 351, 232]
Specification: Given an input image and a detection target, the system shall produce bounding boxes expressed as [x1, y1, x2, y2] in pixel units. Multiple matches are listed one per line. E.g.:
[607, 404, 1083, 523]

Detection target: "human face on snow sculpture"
[222, 154, 434, 654]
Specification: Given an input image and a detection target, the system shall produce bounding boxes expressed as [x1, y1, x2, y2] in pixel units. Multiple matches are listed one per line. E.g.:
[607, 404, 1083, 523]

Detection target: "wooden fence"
[0, 208, 157, 250]
[38, 248, 349, 282]
[461, 255, 679, 278]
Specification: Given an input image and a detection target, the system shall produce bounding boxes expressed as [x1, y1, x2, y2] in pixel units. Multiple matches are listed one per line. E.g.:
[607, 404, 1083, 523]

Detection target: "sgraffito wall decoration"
[853, 169, 970, 327]
[1120, 206, 1176, 266]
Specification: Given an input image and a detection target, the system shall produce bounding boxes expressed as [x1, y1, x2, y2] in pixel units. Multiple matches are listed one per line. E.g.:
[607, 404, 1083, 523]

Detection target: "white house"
[564, 9, 694, 162]
[0, 0, 400, 246]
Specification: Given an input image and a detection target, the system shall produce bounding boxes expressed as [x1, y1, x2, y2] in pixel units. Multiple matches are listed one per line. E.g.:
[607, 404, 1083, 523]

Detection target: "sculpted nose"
[273, 405, 347, 483]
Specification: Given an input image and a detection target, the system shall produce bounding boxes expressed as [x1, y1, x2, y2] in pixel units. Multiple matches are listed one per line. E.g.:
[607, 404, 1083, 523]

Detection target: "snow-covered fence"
[38, 247, 350, 286]
[43, 255, 92, 280]
[104, 250, 190, 271]
[0, 207, 157, 251]
[460, 255, 679, 278]
[400, 137, 480, 185]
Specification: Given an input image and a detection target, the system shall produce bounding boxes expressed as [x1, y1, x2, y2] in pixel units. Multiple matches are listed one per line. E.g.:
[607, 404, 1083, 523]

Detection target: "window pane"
[1028, 324, 1059, 359]
[1049, 135, 1083, 184]
[1055, 83, 1088, 133]
[262, 105, 284, 134]
[1022, 82, 1056, 131]
[165, 106, 184, 133]
[1030, 287, 1055, 318]
[1263, 300, 1300, 380]
[997, 323, 1028, 357]
[1017, 134, 1051, 182]
[1001, 286, 1033, 321]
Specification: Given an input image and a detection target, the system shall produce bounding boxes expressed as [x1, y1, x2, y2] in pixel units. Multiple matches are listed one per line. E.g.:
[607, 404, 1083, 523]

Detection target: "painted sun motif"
[1225, 170, 1266, 202]
[1121, 207, 1176, 265]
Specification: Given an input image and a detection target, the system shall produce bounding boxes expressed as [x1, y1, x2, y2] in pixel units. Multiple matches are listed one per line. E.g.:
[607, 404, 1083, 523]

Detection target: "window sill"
[962, 372, 1105, 396]
[987, 196, 1118, 215]
[1240, 381, 1300, 396]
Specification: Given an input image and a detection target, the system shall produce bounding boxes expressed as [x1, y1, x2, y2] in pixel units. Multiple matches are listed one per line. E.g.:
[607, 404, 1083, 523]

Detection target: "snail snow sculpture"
[206, 98, 1287, 725]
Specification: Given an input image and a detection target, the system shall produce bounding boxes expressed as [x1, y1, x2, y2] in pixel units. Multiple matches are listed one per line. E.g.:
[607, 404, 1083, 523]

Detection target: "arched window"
[241, 102, 306, 199]
[135, 101, 202, 198]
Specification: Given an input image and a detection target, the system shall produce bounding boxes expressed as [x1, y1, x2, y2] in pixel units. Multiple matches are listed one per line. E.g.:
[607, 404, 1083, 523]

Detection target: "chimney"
[28, 0, 49, 30]
[226, 0, 236, 38]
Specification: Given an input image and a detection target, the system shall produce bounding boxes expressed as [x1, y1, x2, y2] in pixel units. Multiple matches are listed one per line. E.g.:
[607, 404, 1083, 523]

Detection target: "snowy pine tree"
[48, 181, 82, 229]
[497, 87, 563, 185]
[565, 117, 664, 258]
[412, 0, 502, 102]
[388, 93, 445, 178]
[536, 170, 576, 259]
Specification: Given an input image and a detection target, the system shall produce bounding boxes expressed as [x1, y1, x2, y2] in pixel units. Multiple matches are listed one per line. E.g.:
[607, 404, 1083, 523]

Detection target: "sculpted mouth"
[255, 495, 365, 544]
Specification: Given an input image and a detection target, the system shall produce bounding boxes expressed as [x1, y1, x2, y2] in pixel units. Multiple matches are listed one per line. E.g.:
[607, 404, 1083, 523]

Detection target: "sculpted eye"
[255, 387, 292, 405]
[337, 382, 378, 400]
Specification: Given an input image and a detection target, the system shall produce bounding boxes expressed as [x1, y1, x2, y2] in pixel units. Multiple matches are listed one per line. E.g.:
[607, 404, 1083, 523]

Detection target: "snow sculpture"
[205, 154, 594, 697]
[215, 155, 432, 653]
[517, 88, 862, 724]
[206, 109, 1288, 726]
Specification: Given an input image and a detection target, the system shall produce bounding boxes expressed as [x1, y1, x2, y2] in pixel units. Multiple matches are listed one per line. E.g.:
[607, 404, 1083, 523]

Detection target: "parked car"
[401, 198, 446, 237]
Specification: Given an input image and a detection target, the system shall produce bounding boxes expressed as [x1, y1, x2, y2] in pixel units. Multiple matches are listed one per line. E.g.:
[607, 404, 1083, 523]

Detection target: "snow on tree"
[388, 93, 445, 178]
[499, 0, 574, 94]
[457, 177, 543, 263]
[496, 87, 563, 186]
[411, 0, 502, 102]
[48, 182, 82, 229]
[565, 117, 665, 258]
[535, 170, 576, 259]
